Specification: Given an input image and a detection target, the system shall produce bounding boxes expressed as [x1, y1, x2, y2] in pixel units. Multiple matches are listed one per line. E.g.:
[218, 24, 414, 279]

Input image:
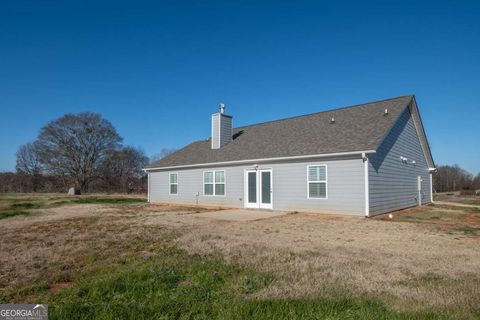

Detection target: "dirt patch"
[48, 281, 74, 294]
[376, 204, 480, 237]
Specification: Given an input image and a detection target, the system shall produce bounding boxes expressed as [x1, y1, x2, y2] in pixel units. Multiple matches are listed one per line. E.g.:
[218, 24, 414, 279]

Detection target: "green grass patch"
[454, 226, 480, 236]
[0, 195, 146, 220]
[458, 200, 480, 206]
[69, 197, 146, 205]
[42, 246, 452, 320]
[0, 201, 42, 219]
[0, 208, 30, 219]
[398, 272, 448, 288]
[395, 210, 458, 223]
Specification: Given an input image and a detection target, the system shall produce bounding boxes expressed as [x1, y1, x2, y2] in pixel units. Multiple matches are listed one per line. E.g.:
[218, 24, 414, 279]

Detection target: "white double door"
[244, 169, 272, 209]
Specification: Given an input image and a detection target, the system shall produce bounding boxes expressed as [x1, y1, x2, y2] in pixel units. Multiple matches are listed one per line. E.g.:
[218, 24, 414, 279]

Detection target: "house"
[145, 95, 435, 216]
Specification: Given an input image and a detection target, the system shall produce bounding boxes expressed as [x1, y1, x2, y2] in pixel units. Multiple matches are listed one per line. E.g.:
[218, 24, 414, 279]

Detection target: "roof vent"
[330, 116, 335, 124]
[384, 108, 388, 115]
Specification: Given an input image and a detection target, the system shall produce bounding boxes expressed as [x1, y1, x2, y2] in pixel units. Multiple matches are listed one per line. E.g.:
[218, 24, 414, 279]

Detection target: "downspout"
[362, 153, 369, 217]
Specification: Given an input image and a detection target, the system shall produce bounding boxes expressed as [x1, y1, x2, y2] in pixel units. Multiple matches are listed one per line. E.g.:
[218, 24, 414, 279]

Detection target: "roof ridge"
[234, 95, 413, 131]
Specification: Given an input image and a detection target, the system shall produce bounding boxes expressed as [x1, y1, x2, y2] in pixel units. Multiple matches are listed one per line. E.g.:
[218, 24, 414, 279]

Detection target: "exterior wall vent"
[211, 103, 233, 149]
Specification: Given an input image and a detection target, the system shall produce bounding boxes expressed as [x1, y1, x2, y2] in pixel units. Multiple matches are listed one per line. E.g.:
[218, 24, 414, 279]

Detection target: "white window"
[169, 173, 178, 195]
[308, 165, 327, 199]
[204, 170, 225, 196]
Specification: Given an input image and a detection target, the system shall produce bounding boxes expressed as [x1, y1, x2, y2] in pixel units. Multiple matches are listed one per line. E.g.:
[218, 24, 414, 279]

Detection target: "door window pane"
[261, 171, 271, 204]
[248, 172, 257, 203]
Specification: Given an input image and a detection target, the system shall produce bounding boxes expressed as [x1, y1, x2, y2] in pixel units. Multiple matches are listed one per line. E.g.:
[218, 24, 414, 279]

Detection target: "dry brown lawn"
[0, 196, 479, 317]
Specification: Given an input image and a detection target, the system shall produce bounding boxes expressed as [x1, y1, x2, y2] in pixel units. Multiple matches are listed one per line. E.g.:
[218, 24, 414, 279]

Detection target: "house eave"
[143, 149, 376, 172]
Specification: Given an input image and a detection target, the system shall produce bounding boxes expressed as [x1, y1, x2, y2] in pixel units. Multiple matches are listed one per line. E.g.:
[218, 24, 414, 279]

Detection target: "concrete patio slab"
[194, 208, 289, 221]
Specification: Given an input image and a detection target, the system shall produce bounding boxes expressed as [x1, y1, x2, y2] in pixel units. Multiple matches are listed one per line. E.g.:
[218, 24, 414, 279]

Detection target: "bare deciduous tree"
[15, 142, 44, 192]
[474, 173, 480, 191]
[150, 148, 176, 163]
[433, 164, 474, 193]
[98, 147, 148, 193]
[36, 112, 122, 192]
[16, 142, 42, 175]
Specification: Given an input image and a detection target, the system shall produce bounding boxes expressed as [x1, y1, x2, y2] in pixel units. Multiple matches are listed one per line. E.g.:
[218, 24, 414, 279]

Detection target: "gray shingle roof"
[147, 95, 413, 169]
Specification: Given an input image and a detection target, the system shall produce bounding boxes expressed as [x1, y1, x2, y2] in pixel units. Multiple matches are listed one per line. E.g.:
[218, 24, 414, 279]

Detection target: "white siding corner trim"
[430, 173, 433, 203]
[147, 173, 150, 202]
[363, 154, 369, 217]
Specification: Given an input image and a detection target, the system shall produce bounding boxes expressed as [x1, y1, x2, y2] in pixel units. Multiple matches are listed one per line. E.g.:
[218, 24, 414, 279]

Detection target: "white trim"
[203, 171, 214, 196]
[244, 168, 273, 209]
[168, 172, 178, 195]
[218, 113, 221, 147]
[307, 164, 328, 200]
[363, 154, 369, 217]
[144, 150, 376, 171]
[418, 176, 422, 206]
[410, 97, 435, 169]
[259, 169, 273, 209]
[244, 169, 256, 208]
[147, 173, 150, 202]
[430, 173, 434, 203]
[203, 170, 226, 197]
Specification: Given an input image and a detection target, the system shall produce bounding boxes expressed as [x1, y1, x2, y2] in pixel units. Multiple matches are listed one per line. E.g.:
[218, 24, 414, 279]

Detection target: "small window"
[169, 173, 178, 195]
[204, 170, 225, 196]
[204, 172, 214, 195]
[215, 171, 225, 196]
[308, 165, 327, 199]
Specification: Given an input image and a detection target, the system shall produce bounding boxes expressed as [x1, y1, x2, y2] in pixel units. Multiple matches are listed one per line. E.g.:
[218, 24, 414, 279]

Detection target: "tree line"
[433, 164, 480, 194]
[0, 112, 153, 194]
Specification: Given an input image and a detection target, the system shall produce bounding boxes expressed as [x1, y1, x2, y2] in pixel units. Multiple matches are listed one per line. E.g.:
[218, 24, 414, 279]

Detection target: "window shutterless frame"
[307, 164, 328, 199]
[169, 172, 178, 195]
[203, 170, 226, 196]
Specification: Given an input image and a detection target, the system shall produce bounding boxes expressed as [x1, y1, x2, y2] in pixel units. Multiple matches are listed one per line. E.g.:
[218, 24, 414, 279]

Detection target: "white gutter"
[143, 150, 376, 171]
[362, 152, 370, 217]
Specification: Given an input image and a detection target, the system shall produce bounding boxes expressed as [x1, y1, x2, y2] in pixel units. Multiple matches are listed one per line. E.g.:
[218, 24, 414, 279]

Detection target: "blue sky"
[1, 0, 479, 175]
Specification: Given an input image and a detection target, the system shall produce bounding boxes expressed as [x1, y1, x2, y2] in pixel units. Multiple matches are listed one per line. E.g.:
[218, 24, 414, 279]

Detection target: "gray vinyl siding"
[149, 157, 365, 215]
[368, 107, 432, 216]
[211, 114, 232, 149]
[211, 114, 220, 149]
[219, 115, 232, 146]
